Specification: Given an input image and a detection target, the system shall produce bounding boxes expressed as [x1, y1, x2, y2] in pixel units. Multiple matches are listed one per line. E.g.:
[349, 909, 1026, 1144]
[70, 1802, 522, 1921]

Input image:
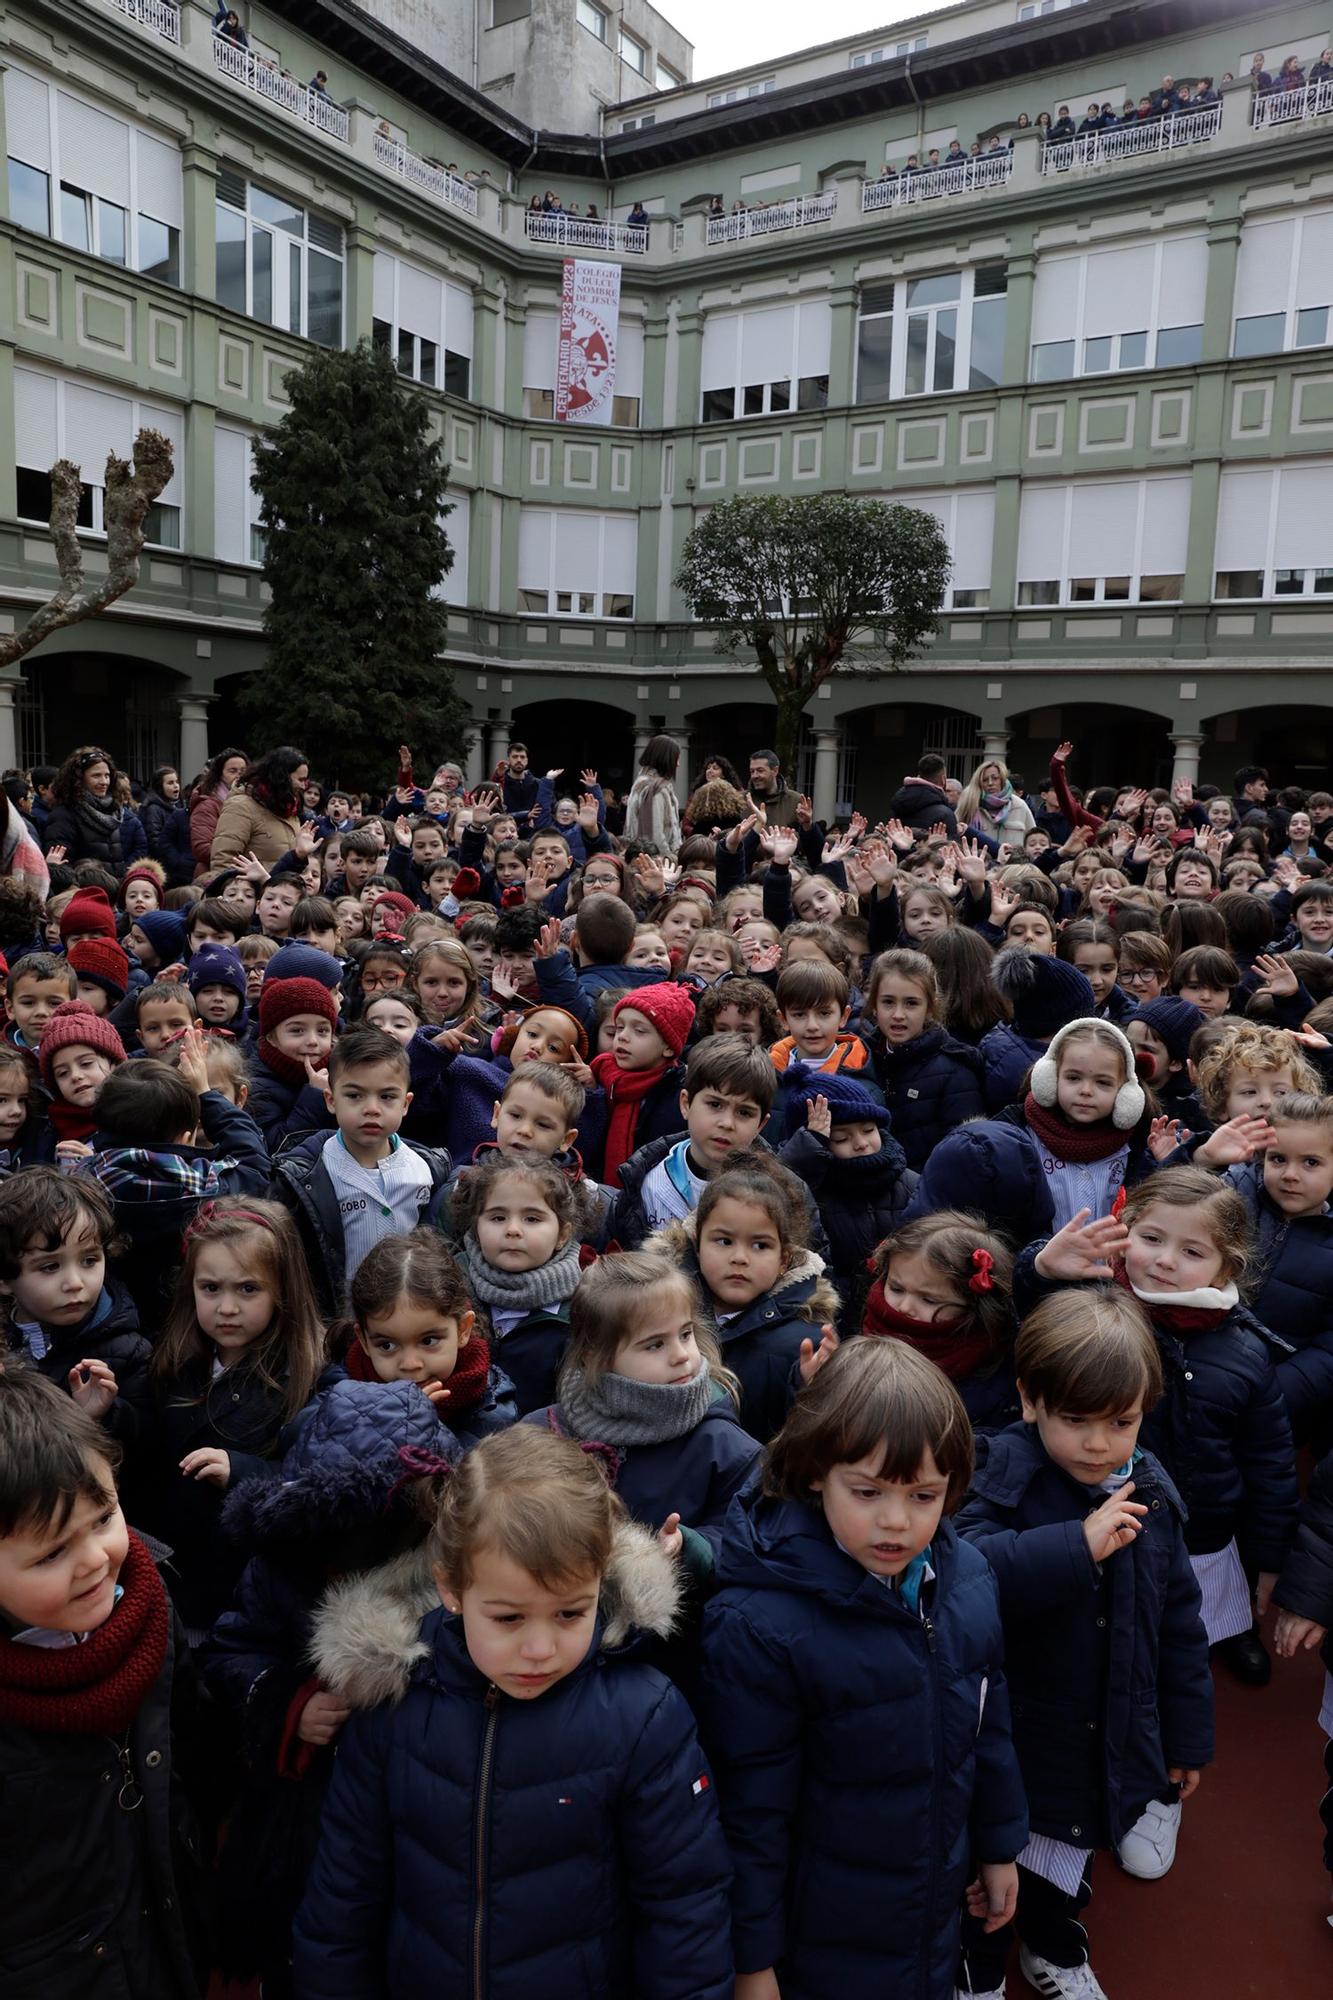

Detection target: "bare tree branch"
[0, 429, 174, 672]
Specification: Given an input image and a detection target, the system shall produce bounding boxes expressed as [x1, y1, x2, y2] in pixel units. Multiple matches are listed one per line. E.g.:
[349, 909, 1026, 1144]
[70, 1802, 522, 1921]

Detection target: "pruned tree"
[244, 339, 470, 786]
[675, 493, 952, 775]
[0, 431, 175, 670]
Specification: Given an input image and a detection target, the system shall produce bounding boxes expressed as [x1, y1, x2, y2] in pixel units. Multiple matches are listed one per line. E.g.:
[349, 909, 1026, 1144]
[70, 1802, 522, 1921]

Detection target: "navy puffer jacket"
[956, 1425, 1213, 1848]
[907, 1102, 1149, 1248]
[978, 1022, 1045, 1111]
[862, 1024, 986, 1170]
[293, 1524, 734, 2000]
[699, 1490, 1027, 1999]
[776, 1125, 916, 1328]
[1224, 1159, 1333, 1442]
[1272, 1444, 1333, 1678]
[1014, 1249, 1300, 1572]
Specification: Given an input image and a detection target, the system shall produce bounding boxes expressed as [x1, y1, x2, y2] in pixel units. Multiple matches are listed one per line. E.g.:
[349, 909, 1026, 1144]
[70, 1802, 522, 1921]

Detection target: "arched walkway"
[20, 652, 191, 774]
[1003, 699, 1175, 793]
[507, 698, 639, 796]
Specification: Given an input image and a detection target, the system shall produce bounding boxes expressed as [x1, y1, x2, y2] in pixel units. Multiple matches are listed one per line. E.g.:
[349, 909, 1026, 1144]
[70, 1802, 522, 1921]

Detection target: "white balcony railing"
[373, 132, 480, 217]
[1040, 101, 1222, 173]
[706, 191, 837, 244]
[524, 212, 648, 254]
[211, 36, 350, 143]
[108, 0, 180, 42]
[1252, 78, 1333, 127]
[862, 150, 1014, 212]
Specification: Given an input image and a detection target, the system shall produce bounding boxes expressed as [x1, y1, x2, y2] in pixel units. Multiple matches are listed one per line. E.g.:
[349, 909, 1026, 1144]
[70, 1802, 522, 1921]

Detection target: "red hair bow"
[969, 1248, 995, 1294]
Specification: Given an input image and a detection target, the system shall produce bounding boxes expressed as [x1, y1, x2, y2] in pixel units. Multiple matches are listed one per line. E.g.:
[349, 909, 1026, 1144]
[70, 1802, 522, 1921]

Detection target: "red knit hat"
[373, 891, 416, 924]
[612, 983, 695, 1058]
[119, 861, 165, 905]
[38, 1001, 127, 1087]
[67, 937, 131, 1004]
[258, 976, 339, 1036]
[59, 887, 118, 942]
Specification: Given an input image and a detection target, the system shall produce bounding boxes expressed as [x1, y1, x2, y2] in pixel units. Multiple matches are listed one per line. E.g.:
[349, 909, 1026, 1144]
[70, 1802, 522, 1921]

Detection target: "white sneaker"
[1116, 1797, 1181, 1879]
[1019, 1947, 1109, 1999]
[952, 1986, 1006, 1999]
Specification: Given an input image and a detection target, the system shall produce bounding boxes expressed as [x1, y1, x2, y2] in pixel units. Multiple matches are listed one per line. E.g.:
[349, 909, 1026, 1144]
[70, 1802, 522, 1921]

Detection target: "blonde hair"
[1194, 1022, 1321, 1122]
[562, 1252, 739, 1403]
[1120, 1167, 1252, 1288]
[430, 1426, 620, 1590]
[1265, 1090, 1333, 1138]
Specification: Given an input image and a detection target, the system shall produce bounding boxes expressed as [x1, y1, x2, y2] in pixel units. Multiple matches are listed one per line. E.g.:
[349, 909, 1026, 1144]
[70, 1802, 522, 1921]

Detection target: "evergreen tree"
[244, 340, 470, 785]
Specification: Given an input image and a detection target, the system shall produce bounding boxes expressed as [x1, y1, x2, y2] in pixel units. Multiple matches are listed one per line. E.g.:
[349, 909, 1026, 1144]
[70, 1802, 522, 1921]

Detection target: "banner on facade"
[555, 257, 621, 425]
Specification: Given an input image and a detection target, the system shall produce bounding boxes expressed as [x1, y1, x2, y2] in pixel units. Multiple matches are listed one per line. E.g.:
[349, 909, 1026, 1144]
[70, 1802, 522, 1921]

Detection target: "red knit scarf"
[47, 1097, 98, 1144]
[256, 1035, 327, 1093]
[1112, 1265, 1229, 1335]
[345, 1330, 495, 1418]
[1023, 1093, 1129, 1165]
[863, 1278, 996, 1381]
[590, 1052, 670, 1187]
[0, 1531, 168, 1734]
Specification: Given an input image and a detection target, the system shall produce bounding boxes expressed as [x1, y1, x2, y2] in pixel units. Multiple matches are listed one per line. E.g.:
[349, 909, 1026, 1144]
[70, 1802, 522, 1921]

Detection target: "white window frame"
[214, 424, 266, 566]
[853, 267, 1008, 404]
[1214, 464, 1333, 600]
[700, 302, 833, 423]
[1030, 236, 1206, 383]
[4, 65, 181, 282]
[619, 28, 647, 76]
[517, 508, 637, 620]
[706, 80, 776, 107]
[215, 173, 344, 345]
[1015, 476, 1190, 607]
[14, 366, 184, 549]
[850, 37, 928, 67]
[1232, 210, 1333, 360]
[576, 0, 608, 44]
[655, 59, 683, 91]
[371, 253, 473, 399]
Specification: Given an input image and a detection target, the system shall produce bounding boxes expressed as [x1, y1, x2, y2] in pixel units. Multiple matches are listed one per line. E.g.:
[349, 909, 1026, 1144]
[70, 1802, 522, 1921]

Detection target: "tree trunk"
[774, 686, 809, 784]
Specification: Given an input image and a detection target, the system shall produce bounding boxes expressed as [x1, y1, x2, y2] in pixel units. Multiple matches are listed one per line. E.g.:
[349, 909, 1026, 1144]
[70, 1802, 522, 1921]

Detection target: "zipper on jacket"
[472, 1686, 500, 2000]
[112, 1732, 143, 1812]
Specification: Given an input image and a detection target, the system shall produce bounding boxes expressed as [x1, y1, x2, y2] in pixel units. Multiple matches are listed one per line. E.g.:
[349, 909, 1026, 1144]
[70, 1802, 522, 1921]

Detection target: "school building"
[2, 0, 1332, 813]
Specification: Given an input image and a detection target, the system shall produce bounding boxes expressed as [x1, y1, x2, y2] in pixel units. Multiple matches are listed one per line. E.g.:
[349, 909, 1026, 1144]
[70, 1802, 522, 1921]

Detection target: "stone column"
[811, 728, 840, 825]
[0, 678, 19, 770]
[464, 728, 486, 790]
[981, 730, 1011, 762]
[177, 696, 212, 779]
[489, 720, 509, 774]
[673, 728, 691, 808]
[1170, 733, 1205, 790]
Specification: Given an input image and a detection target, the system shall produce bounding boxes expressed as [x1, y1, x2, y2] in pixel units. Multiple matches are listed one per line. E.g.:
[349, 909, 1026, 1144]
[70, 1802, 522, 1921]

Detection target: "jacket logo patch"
[692, 1774, 710, 1795]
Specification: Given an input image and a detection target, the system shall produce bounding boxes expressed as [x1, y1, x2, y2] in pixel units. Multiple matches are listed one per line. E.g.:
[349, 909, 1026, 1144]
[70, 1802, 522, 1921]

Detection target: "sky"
[667, 0, 934, 80]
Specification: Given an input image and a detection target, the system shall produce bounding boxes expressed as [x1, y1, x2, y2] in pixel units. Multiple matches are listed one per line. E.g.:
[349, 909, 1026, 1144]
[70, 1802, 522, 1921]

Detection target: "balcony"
[706, 191, 837, 244]
[107, 0, 179, 41]
[211, 37, 350, 143]
[1252, 78, 1333, 128]
[1040, 102, 1222, 174]
[524, 212, 648, 254]
[373, 132, 480, 218]
[862, 151, 1013, 212]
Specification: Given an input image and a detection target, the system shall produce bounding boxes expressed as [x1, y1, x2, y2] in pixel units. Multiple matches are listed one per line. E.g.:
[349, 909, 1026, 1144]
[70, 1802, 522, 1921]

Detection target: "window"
[1030, 234, 1207, 382]
[214, 426, 267, 566]
[899, 488, 996, 608]
[621, 115, 656, 132]
[14, 367, 184, 549]
[619, 29, 647, 76]
[1233, 208, 1333, 359]
[850, 37, 927, 65]
[707, 80, 776, 107]
[3, 66, 182, 283]
[490, 0, 530, 21]
[1214, 462, 1333, 599]
[215, 171, 343, 345]
[655, 59, 683, 90]
[523, 310, 643, 426]
[701, 300, 832, 422]
[576, 0, 607, 43]
[372, 252, 474, 399]
[435, 491, 471, 607]
[518, 509, 637, 618]
[1016, 476, 1190, 606]
[854, 267, 1007, 404]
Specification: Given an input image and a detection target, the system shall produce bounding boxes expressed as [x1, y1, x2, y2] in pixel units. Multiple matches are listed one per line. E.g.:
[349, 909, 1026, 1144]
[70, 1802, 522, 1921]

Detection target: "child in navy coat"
[700, 1337, 1027, 2000]
[957, 1287, 1213, 2000]
[860, 1211, 1020, 1433]
[1272, 1440, 1333, 1910]
[859, 947, 985, 1168]
[777, 1071, 916, 1326]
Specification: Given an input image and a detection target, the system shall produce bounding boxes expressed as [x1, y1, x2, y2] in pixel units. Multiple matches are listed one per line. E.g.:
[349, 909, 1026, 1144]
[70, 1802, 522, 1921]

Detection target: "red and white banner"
[555, 257, 621, 425]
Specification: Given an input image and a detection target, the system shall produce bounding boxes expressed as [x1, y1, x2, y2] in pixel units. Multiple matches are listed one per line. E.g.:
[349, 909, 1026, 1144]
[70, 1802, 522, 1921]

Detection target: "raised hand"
[795, 794, 814, 830]
[544, 767, 565, 782]
[768, 827, 799, 867]
[524, 861, 554, 905]
[1033, 1208, 1130, 1281]
[580, 768, 599, 788]
[1251, 952, 1298, 998]
[1053, 739, 1074, 765]
[724, 810, 759, 854]
[987, 879, 1018, 924]
[632, 853, 666, 898]
[1147, 1115, 1192, 1163]
[393, 819, 413, 848]
[45, 842, 68, 865]
[68, 1359, 118, 1419]
[577, 792, 600, 832]
[797, 1324, 839, 1387]
[885, 818, 915, 854]
[240, 849, 271, 884]
[432, 1014, 483, 1053]
[175, 1023, 212, 1095]
[805, 1094, 832, 1138]
[535, 917, 564, 960]
[1083, 1482, 1148, 1560]
[1194, 1113, 1277, 1168]
[956, 836, 989, 891]
[740, 939, 782, 975]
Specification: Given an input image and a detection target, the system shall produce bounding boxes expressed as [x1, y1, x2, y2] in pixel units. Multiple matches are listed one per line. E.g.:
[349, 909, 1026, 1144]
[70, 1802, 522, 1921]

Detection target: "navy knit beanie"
[263, 941, 343, 991]
[1134, 996, 1205, 1065]
[188, 942, 247, 1002]
[992, 947, 1096, 1040]
[134, 908, 189, 963]
[785, 1070, 891, 1139]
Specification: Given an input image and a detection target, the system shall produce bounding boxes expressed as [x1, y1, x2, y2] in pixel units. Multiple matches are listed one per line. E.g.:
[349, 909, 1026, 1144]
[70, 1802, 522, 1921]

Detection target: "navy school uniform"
[7, 1275, 152, 1455]
[484, 1296, 575, 1418]
[1224, 1158, 1333, 1446]
[906, 1101, 1149, 1247]
[699, 1490, 1028, 2000]
[978, 1022, 1046, 1110]
[862, 1024, 986, 1171]
[245, 1057, 334, 1153]
[776, 1124, 916, 1331]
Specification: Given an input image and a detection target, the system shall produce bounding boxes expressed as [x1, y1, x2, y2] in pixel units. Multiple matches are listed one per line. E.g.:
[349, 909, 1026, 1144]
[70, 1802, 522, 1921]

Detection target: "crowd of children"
[0, 732, 1331, 2000]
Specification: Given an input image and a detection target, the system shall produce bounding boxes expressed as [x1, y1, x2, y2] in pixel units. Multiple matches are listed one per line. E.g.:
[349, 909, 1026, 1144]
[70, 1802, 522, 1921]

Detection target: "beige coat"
[209, 789, 300, 869]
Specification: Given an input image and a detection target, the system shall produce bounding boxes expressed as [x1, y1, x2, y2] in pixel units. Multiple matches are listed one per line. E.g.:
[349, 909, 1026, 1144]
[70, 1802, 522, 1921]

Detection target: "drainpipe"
[904, 51, 924, 152]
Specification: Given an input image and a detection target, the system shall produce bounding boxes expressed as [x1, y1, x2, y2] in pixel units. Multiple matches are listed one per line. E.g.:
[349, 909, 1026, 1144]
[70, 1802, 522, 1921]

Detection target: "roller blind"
[372, 251, 396, 325]
[1016, 485, 1069, 579]
[445, 282, 474, 358]
[63, 382, 133, 482]
[601, 513, 638, 589]
[1296, 210, 1333, 311]
[1030, 256, 1081, 346]
[135, 132, 182, 229]
[1214, 467, 1275, 572]
[213, 426, 249, 565]
[1083, 245, 1155, 337]
[1234, 219, 1295, 321]
[1274, 463, 1333, 569]
[522, 311, 557, 390]
[554, 512, 602, 586]
[518, 508, 553, 586]
[1157, 235, 1209, 327]
[440, 490, 469, 605]
[1141, 478, 1190, 573]
[399, 263, 443, 342]
[138, 398, 183, 505]
[616, 320, 644, 399]
[58, 93, 131, 207]
[4, 68, 50, 171]
[951, 488, 995, 592]
[739, 305, 795, 385]
[1068, 481, 1140, 576]
[796, 299, 832, 377]
[700, 312, 739, 391]
[14, 368, 58, 467]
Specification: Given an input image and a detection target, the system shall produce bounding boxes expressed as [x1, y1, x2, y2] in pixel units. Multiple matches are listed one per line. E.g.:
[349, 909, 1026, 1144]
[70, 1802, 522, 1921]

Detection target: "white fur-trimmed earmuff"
[1030, 1018, 1145, 1130]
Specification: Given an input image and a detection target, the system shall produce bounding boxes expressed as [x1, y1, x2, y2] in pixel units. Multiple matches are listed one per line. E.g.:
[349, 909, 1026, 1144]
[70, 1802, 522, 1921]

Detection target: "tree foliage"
[674, 494, 951, 772]
[0, 431, 174, 671]
[245, 340, 470, 785]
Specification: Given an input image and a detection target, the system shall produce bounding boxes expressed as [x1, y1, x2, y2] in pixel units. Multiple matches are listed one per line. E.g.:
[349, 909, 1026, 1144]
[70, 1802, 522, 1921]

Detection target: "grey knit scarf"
[457, 1230, 583, 1314]
[558, 1359, 716, 1448]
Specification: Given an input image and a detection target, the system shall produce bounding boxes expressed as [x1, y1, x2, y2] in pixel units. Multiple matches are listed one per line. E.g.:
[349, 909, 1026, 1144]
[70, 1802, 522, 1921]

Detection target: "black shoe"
[1214, 1626, 1271, 1687]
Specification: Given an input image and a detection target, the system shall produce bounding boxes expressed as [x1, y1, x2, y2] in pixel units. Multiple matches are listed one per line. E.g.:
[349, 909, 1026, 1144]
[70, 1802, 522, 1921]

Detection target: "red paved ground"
[1012, 1642, 1332, 1997]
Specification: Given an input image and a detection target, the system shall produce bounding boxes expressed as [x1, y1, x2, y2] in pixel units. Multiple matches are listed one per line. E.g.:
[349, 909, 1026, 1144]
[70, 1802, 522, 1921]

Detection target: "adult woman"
[139, 764, 193, 885]
[189, 746, 248, 875]
[209, 745, 308, 870]
[621, 733, 682, 853]
[42, 746, 129, 866]
[956, 757, 1034, 844]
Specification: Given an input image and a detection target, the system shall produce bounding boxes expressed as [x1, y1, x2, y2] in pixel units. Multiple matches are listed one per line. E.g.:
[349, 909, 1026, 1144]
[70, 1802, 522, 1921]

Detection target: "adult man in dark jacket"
[747, 748, 801, 828]
[498, 742, 539, 819]
[885, 753, 959, 837]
